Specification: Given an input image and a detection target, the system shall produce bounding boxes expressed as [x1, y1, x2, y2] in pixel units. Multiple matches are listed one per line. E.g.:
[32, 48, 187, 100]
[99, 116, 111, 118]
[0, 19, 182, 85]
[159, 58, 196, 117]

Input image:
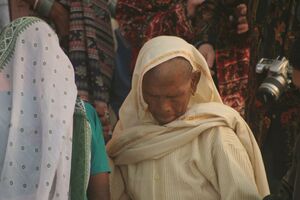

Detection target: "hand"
[235, 4, 248, 34]
[94, 101, 111, 142]
[198, 43, 215, 74]
[187, 0, 205, 18]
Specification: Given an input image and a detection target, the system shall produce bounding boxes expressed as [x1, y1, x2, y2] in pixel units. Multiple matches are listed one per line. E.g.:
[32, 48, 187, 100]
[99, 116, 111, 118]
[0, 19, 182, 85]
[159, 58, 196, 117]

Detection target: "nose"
[157, 98, 172, 114]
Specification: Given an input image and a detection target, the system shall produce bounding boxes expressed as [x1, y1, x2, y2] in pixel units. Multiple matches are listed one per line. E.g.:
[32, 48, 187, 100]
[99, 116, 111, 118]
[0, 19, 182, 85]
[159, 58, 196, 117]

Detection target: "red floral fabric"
[116, 0, 197, 71]
[215, 47, 250, 116]
[116, 0, 250, 116]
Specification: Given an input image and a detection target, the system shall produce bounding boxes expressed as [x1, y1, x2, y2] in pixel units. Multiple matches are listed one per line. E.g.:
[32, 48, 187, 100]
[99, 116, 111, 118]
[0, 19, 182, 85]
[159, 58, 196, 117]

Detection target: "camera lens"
[257, 75, 287, 104]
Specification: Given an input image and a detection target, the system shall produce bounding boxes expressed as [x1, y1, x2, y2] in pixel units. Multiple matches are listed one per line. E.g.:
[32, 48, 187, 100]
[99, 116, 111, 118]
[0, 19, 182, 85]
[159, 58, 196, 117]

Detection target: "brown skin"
[293, 69, 300, 89]
[22, 0, 69, 37]
[49, 2, 70, 37]
[187, 0, 205, 17]
[87, 173, 110, 200]
[235, 4, 248, 34]
[142, 57, 200, 125]
[94, 101, 111, 142]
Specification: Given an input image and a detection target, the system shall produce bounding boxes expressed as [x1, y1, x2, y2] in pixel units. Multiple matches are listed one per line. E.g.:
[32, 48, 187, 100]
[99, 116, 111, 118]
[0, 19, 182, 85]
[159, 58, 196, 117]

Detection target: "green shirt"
[84, 102, 110, 175]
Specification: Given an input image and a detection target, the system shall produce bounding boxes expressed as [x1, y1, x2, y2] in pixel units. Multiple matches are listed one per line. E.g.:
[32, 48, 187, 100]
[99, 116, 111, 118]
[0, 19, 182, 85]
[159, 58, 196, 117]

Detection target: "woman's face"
[142, 58, 200, 125]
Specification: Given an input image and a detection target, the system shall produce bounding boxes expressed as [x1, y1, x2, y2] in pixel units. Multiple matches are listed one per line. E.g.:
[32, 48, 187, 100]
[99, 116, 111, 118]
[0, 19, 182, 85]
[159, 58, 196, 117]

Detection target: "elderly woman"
[107, 36, 270, 200]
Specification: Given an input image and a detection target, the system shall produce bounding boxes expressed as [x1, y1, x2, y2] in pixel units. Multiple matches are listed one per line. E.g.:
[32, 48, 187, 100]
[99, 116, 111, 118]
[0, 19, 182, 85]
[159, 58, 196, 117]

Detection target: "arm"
[110, 164, 131, 200]
[212, 127, 262, 200]
[84, 102, 111, 199]
[87, 173, 110, 200]
[49, 2, 69, 38]
[21, 0, 69, 38]
[94, 101, 111, 143]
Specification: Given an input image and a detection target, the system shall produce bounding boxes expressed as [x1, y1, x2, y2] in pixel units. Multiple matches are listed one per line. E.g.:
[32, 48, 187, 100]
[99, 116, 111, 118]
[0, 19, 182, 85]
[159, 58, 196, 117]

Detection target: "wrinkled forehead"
[139, 55, 199, 92]
[143, 56, 193, 82]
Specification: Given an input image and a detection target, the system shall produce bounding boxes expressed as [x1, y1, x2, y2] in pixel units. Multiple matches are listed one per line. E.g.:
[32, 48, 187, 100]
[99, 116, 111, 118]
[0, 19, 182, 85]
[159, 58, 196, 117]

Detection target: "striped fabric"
[66, 0, 115, 103]
[110, 127, 264, 200]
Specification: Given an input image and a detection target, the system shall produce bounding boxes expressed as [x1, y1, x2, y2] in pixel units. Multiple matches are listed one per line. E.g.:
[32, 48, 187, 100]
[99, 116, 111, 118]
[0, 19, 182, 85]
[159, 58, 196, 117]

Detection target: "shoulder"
[199, 126, 246, 153]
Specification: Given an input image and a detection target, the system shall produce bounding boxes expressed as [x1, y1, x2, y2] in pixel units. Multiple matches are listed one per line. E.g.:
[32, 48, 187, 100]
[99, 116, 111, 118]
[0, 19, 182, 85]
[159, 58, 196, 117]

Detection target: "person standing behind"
[286, 38, 300, 198]
[277, 39, 300, 200]
[116, 0, 249, 70]
[21, 0, 116, 138]
[262, 39, 300, 200]
[200, 1, 250, 116]
[247, 0, 300, 193]
[83, 100, 111, 200]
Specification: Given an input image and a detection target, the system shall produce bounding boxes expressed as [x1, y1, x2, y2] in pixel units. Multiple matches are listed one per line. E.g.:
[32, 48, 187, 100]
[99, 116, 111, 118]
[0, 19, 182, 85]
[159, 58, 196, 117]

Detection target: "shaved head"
[144, 57, 193, 83]
[142, 56, 200, 125]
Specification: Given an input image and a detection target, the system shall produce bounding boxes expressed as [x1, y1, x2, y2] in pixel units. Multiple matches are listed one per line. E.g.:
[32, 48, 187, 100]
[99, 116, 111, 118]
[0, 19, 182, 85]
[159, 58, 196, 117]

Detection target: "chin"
[155, 116, 176, 125]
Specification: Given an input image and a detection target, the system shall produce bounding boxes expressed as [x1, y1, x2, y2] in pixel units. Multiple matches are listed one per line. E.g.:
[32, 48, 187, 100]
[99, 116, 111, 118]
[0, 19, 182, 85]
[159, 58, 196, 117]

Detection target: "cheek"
[145, 99, 162, 115]
[172, 96, 191, 114]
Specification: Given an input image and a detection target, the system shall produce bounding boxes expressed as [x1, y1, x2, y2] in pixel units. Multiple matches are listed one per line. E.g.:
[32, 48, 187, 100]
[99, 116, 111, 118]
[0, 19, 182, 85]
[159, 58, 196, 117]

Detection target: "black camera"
[256, 57, 293, 104]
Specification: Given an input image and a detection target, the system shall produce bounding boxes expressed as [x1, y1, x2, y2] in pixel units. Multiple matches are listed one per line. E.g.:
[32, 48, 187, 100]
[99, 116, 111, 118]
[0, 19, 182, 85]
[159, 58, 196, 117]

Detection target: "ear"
[191, 71, 201, 94]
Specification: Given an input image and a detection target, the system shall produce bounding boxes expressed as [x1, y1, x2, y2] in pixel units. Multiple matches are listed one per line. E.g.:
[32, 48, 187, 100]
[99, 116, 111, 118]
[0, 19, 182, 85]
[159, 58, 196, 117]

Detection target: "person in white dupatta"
[107, 35, 270, 200]
[0, 17, 77, 200]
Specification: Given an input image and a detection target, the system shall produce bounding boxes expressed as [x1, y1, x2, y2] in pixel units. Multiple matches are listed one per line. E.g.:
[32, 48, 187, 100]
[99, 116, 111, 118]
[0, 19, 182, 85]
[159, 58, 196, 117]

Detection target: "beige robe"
[107, 36, 270, 200]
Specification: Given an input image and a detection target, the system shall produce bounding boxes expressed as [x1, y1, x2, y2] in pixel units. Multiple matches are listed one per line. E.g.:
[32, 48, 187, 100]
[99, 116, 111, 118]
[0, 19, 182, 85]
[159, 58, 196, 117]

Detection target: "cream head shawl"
[0, 17, 77, 200]
[107, 36, 269, 197]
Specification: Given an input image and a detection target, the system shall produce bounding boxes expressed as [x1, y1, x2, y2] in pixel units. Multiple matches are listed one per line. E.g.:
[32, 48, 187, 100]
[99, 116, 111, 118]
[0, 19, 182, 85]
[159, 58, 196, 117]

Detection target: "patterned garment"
[247, 0, 300, 194]
[61, 0, 115, 103]
[116, 0, 251, 116]
[207, 0, 251, 117]
[116, 0, 210, 72]
[0, 17, 77, 200]
[215, 47, 250, 117]
[19, 0, 115, 103]
[192, 0, 251, 117]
